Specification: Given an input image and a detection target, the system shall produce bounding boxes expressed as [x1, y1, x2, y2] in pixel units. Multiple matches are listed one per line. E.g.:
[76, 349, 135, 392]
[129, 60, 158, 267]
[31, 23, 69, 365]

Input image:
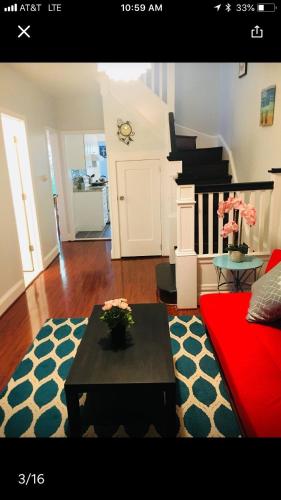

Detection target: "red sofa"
[200, 249, 281, 437]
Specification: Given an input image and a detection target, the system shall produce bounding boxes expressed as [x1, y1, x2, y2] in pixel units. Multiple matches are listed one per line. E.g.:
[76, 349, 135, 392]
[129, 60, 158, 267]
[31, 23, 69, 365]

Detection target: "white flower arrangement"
[100, 298, 134, 329]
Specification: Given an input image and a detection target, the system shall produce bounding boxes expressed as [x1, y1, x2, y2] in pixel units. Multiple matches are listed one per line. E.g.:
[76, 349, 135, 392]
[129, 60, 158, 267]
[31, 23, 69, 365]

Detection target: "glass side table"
[213, 255, 264, 292]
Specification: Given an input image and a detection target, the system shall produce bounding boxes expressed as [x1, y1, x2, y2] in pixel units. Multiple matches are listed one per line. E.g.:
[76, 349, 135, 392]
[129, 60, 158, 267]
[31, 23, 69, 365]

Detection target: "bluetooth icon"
[226, 3, 231, 11]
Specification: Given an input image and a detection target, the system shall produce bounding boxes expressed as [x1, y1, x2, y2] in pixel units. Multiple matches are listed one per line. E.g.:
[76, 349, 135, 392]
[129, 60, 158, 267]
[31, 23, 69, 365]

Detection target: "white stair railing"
[175, 171, 281, 307]
[141, 63, 175, 112]
[194, 181, 274, 257]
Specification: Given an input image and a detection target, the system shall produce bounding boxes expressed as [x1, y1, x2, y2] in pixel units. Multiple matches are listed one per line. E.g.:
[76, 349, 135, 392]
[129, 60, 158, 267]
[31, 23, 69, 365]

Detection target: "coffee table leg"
[164, 385, 177, 437]
[65, 388, 81, 437]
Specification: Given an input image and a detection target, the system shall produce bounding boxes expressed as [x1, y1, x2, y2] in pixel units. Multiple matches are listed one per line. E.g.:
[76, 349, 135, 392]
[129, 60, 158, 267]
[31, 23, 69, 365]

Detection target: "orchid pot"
[229, 250, 245, 262]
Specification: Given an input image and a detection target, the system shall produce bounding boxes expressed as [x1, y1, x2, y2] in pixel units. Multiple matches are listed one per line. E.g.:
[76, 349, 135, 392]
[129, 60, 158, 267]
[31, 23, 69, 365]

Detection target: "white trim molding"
[175, 124, 219, 149]
[217, 134, 238, 183]
[0, 279, 25, 317]
[43, 245, 59, 269]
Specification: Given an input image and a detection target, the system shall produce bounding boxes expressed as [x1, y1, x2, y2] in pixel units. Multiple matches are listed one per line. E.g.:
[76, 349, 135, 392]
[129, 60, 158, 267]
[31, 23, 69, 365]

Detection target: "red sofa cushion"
[200, 250, 281, 437]
[265, 249, 281, 273]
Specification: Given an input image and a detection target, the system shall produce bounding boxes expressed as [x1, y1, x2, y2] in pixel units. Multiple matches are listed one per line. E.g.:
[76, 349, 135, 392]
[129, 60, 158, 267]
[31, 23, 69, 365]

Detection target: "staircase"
[156, 112, 233, 303]
[167, 113, 232, 185]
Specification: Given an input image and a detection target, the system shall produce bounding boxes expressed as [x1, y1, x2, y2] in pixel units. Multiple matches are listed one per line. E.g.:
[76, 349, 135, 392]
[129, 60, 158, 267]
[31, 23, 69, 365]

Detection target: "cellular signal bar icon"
[4, 4, 18, 12]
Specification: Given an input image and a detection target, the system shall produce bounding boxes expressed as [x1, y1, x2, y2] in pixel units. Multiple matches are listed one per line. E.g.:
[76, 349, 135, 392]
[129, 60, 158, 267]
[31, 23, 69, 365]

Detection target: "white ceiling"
[9, 63, 100, 98]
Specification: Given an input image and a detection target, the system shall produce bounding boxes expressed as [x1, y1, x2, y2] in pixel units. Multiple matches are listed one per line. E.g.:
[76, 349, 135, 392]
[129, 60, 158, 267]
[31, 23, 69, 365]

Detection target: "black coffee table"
[64, 303, 176, 437]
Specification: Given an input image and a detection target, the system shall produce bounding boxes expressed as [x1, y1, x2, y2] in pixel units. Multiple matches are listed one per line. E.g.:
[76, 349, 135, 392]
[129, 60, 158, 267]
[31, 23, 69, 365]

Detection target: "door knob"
[119, 196, 125, 200]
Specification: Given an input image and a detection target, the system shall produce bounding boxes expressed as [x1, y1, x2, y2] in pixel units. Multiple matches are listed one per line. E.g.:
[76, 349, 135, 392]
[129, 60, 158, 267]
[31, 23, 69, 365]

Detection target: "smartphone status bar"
[214, 2, 277, 12]
[2, 3, 62, 13]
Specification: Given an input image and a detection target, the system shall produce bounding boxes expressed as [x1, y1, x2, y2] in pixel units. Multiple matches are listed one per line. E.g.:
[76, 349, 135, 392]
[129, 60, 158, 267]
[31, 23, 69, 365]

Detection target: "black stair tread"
[176, 175, 232, 185]
[181, 161, 229, 175]
[155, 263, 176, 294]
[176, 134, 197, 139]
[181, 172, 229, 179]
[182, 160, 229, 167]
[179, 170, 229, 181]
[168, 146, 223, 155]
[168, 147, 223, 164]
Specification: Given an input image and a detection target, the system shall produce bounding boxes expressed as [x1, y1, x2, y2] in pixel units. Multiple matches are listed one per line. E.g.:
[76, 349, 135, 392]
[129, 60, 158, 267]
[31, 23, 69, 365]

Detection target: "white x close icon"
[18, 25, 31, 38]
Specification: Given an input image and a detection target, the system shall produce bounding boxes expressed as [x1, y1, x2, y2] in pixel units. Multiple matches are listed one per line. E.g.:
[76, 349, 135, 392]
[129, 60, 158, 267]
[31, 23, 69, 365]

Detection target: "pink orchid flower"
[220, 220, 239, 238]
[241, 204, 256, 226]
[217, 197, 245, 217]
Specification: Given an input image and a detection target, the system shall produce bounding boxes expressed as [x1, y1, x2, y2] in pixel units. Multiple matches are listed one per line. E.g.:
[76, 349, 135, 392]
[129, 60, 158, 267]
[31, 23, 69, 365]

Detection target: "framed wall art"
[260, 85, 276, 126]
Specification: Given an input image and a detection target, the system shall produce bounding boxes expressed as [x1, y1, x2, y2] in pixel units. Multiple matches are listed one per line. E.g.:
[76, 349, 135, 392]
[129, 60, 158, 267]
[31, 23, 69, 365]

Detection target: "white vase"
[229, 251, 245, 263]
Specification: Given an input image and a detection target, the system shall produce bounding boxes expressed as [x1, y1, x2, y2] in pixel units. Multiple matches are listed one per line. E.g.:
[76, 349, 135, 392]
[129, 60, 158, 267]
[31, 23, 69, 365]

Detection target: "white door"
[1, 114, 43, 286]
[46, 128, 67, 241]
[117, 160, 161, 256]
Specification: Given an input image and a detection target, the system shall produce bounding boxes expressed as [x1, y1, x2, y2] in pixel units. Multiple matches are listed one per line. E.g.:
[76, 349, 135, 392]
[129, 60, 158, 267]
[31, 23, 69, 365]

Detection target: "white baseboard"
[0, 279, 25, 317]
[43, 245, 59, 269]
[199, 283, 220, 293]
[60, 232, 73, 242]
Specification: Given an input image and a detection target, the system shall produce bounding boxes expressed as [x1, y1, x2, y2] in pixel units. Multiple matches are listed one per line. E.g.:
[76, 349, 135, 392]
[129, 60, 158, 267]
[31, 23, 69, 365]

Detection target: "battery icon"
[257, 3, 277, 11]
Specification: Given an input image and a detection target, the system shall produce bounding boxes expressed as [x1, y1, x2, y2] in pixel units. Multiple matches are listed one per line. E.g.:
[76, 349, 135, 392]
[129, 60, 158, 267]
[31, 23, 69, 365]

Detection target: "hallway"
[0, 241, 198, 391]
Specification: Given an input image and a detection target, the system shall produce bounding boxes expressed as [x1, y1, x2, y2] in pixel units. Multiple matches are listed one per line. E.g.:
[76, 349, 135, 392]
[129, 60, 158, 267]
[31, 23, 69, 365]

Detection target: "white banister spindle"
[143, 71, 148, 87]
[167, 63, 175, 113]
[248, 191, 256, 251]
[150, 63, 155, 92]
[162, 62, 168, 103]
[218, 192, 223, 253]
[176, 184, 197, 308]
[268, 171, 281, 250]
[159, 63, 163, 100]
[238, 191, 245, 245]
[240, 191, 250, 244]
[208, 193, 213, 254]
[198, 193, 203, 255]
[263, 189, 272, 251]
[228, 191, 235, 245]
[258, 190, 265, 252]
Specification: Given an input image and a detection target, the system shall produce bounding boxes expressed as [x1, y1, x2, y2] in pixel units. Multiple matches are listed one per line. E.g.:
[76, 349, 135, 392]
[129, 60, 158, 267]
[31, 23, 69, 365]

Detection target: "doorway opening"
[1, 113, 43, 287]
[46, 129, 61, 245]
[64, 132, 111, 240]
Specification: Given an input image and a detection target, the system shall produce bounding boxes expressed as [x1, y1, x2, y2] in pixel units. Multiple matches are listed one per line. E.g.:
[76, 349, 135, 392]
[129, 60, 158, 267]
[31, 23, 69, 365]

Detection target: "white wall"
[0, 64, 58, 313]
[100, 75, 170, 258]
[175, 63, 221, 135]
[55, 91, 104, 131]
[219, 63, 281, 182]
[0, 124, 24, 312]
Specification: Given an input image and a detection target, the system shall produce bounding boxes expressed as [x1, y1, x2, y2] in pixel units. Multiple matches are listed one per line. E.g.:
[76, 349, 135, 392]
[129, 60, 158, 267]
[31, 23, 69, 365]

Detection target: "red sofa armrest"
[265, 249, 281, 273]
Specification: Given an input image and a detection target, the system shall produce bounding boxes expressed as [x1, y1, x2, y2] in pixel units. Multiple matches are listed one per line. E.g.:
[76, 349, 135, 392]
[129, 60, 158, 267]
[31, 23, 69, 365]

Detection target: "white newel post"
[268, 170, 281, 250]
[165, 161, 183, 263]
[176, 185, 197, 308]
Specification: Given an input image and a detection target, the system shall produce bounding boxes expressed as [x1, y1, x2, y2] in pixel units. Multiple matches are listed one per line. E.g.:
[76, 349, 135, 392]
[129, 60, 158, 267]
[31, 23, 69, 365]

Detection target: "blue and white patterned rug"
[0, 316, 241, 437]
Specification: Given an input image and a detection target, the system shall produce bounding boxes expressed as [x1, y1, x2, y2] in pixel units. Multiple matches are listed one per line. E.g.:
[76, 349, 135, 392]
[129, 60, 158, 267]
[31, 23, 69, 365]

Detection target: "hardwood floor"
[0, 241, 200, 391]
